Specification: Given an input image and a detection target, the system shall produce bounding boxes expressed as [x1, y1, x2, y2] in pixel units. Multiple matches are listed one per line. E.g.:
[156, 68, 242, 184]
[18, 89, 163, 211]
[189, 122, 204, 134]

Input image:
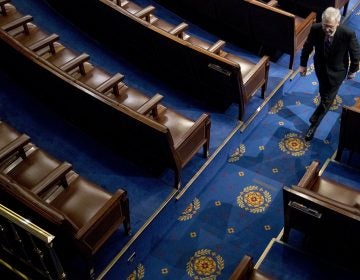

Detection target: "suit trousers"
[309, 73, 341, 127]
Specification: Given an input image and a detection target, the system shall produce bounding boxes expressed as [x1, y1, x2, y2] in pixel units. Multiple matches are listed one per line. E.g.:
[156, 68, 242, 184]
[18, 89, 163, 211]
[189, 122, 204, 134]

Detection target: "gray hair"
[322, 7, 341, 23]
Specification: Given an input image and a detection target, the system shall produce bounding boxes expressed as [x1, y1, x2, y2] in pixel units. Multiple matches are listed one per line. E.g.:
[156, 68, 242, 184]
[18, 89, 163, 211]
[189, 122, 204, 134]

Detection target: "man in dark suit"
[299, 7, 360, 141]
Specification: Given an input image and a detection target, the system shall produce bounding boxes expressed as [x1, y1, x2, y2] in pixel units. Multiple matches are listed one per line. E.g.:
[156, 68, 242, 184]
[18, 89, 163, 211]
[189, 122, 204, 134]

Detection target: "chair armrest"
[290, 186, 360, 217]
[28, 33, 59, 54]
[266, 0, 278, 7]
[298, 160, 319, 189]
[169, 22, 188, 38]
[59, 53, 90, 75]
[0, 134, 31, 162]
[32, 162, 72, 196]
[134, 5, 155, 22]
[116, 0, 129, 7]
[0, 0, 10, 15]
[96, 73, 124, 95]
[1, 15, 33, 34]
[136, 93, 163, 117]
[74, 188, 129, 251]
[295, 12, 316, 34]
[229, 255, 253, 280]
[173, 113, 210, 149]
[208, 40, 226, 55]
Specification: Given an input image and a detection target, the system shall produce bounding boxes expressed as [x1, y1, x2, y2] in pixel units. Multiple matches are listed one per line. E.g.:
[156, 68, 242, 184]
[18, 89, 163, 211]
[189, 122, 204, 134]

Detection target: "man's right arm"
[299, 26, 316, 76]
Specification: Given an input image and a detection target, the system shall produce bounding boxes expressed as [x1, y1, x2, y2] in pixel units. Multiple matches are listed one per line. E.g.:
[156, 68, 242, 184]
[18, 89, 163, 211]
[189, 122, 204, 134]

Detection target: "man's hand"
[299, 66, 307, 77]
[347, 72, 356, 80]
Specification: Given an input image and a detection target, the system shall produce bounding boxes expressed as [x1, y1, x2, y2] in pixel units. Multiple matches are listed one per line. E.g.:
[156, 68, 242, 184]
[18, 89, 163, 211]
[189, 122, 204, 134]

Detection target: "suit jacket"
[300, 23, 360, 87]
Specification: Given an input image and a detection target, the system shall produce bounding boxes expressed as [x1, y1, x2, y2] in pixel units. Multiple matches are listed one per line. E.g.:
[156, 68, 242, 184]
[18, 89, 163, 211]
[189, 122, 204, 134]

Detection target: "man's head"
[322, 7, 341, 36]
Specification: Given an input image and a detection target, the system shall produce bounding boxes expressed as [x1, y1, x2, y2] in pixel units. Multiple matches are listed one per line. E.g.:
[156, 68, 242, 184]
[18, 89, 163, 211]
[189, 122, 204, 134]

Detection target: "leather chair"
[335, 105, 360, 164]
[0, 0, 22, 26]
[230, 255, 273, 280]
[2, 145, 72, 196]
[282, 160, 360, 246]
[48, 171, 131, 257]
[0, 121, 30, 166]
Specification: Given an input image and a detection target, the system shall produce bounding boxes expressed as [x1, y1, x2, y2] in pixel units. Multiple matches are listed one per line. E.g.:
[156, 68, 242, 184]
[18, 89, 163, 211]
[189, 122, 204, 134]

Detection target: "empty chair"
[0, 0, 22, 26]
[2, 144, 72, 196]
[335, 105, 360, 164]
[282, 160, 360, 247]
[2, 14, 50, 48]
[0, 121, 30, 166]
[48, 171, 131, 256]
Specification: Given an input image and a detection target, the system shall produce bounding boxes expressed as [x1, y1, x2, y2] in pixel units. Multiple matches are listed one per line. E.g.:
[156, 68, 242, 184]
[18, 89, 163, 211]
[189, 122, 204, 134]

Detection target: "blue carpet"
[103, 4, 360, 276]
[1, 0, 360, 279]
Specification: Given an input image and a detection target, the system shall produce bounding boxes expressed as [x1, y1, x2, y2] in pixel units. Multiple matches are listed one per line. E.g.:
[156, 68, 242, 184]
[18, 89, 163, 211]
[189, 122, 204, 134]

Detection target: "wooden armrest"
[169, 22, 188, 38]
[0, 0, 11, 15]
[60, 53, 90, 75]
[208, 40, 226, 55]
[116, 0, 129, 7]
[75, 188, 129, 239]
[247, 0, 295, 18]
[134, 5, 155, 22]
[290, 186, 360, 216]
[298, 160, 320, 189]
[295, 12, 316, 34]
[0, 134, 31, 162]
[96, 73, 124, 95]
[266, 0, 278, 7]
[229, 255, 253, 280]
[1, 15, 33, 34]
[136, 93, 163, 117]
[173, 113, 209, 149]
[32, 162, 72, 196]
[28, 33, 59, 54]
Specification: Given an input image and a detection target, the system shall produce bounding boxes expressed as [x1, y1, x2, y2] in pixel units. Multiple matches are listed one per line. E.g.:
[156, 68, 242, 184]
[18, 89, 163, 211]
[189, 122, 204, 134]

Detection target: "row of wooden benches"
[151, 0, 317, 69]
[0, 120, 130, 277]
[0, 0, 211, 189]
[102, 0, 270, 119]
[42, 0, 270, 120]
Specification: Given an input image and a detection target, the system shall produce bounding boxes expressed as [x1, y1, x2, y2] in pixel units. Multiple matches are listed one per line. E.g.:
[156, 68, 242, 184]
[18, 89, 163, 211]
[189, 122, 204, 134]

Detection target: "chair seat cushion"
[50, 176, 111, 229]
[6, 149, 62, 191]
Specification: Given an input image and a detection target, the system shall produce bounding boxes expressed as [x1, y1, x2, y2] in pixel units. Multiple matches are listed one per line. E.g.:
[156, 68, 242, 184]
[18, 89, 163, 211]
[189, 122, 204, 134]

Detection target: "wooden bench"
[245, 0, 316, 69]
[40, 0, 270, 120]
[282, 161, 360, 251]
[0, 3, 211, 189]
[150, 0, 315, 69]
[0, 122, 131, 278]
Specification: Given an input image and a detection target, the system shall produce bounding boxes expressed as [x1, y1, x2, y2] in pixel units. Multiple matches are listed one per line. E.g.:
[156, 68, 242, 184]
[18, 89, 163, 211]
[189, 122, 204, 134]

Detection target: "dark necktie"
[324, 35, 333, 55]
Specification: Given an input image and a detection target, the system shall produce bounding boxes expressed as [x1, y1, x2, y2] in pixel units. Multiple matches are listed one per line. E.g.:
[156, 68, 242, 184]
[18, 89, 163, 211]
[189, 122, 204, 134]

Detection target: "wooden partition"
[152, 0, 316, 69]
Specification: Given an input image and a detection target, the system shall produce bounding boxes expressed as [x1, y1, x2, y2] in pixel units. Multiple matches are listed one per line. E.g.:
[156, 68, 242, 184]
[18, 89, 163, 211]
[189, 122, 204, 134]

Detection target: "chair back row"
[0, 1, 211, 189]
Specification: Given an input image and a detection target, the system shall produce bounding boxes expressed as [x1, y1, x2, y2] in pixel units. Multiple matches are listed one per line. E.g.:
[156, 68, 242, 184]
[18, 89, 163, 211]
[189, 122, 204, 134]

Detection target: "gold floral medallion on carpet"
[237, 185, 271, 213]
[279, 133, 310, 156]
[178, 198, 201, 221]
[187, 249, 224, 279]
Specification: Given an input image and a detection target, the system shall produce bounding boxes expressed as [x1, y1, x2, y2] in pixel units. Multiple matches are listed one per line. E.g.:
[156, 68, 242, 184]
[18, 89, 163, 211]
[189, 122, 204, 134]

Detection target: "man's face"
[322, 19, 339, 36]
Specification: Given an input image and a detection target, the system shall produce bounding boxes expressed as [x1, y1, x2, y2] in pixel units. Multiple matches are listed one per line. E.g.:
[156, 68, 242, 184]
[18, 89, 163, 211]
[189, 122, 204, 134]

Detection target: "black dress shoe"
[305, 126, 316, 141]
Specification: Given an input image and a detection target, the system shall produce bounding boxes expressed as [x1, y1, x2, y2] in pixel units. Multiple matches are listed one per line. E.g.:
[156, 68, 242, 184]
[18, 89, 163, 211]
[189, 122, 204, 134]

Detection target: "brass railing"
[0, 203, 66, 279]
